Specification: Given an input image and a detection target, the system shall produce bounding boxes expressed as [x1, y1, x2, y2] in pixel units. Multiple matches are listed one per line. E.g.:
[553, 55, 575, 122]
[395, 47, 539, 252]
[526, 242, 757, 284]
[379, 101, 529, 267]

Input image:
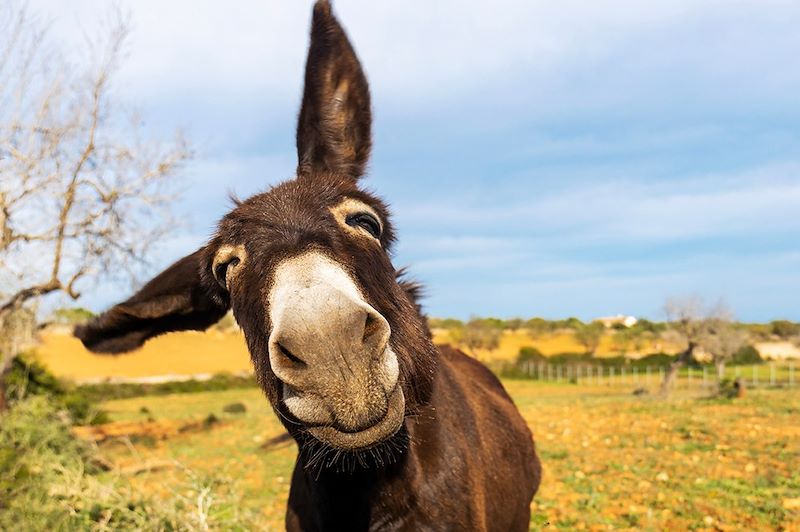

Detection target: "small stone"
[656, 472, 669, 482]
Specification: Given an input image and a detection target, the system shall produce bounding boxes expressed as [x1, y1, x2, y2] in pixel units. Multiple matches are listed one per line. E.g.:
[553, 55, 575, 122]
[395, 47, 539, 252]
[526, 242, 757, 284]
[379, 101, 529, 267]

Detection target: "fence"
[495, 360, 797, 391]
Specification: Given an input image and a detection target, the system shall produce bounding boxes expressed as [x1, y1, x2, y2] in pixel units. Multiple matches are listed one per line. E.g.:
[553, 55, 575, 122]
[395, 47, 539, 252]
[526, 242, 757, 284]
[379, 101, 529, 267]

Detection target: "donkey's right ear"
[74, 248, 229, 354]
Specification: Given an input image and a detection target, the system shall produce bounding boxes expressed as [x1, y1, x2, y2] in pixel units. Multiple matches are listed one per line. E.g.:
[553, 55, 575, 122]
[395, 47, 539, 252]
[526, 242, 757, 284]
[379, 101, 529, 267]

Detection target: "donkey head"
[75, 1, 438, 457]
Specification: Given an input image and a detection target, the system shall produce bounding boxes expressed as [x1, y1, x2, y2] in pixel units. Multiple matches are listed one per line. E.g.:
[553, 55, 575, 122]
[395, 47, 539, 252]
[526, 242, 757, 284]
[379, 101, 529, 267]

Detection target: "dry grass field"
[430, 329, 660, 361]
[25, 330, 800, 529]
[36, 330, 252, 381]
[83, 382, 799, 530]
[36, 328, 666, 381]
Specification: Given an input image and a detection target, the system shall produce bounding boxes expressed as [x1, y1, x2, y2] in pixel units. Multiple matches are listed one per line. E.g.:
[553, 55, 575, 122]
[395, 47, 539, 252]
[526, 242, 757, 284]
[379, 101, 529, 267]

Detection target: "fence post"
[557, 365, 563, 383]
[646, 366, 651, 386]
[702, 366, 707, 390]
[688, 367, 692, 390]
[659, 367, 664, 385]
[770, 363, 776, 387]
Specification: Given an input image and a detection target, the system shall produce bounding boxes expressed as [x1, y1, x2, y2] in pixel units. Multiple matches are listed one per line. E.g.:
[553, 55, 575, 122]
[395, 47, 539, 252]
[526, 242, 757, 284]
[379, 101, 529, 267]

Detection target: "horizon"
[25, 0, 800, 322]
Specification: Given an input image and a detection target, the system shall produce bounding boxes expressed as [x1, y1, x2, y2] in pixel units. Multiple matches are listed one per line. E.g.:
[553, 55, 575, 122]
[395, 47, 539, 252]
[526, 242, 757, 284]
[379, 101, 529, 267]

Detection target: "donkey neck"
[288, 404, 439, 530]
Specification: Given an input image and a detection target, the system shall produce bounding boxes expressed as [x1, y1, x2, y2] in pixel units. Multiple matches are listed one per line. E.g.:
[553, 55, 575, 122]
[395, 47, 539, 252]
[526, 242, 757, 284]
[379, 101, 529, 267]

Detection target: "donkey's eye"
[213, 257, 240, 290]
[346, 213, 381, 239]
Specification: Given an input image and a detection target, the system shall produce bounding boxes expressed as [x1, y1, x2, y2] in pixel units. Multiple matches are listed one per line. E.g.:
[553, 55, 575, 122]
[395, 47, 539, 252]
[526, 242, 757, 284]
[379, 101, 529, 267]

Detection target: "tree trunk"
[660, 343, 695, 397]
[715, 359, 726, 385]
[0, 360, 9, 412]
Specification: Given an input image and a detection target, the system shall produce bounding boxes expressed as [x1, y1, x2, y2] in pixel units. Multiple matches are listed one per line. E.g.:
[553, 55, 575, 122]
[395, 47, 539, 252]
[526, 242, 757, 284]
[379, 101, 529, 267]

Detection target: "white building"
[594, 314, 638, 328]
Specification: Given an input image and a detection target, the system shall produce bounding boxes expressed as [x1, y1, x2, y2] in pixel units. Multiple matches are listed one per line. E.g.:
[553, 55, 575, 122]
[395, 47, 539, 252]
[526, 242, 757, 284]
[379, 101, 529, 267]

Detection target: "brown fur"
[75, 1, 541, 529]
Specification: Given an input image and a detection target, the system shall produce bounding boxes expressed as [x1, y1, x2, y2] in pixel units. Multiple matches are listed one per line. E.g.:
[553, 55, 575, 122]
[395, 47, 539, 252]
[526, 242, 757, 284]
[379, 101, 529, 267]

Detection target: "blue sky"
[31, 0, 800, 321]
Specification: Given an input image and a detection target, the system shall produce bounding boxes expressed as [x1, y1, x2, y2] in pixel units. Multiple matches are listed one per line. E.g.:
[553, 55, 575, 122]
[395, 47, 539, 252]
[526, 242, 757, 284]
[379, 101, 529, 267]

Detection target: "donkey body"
[76, 2, 540, 530]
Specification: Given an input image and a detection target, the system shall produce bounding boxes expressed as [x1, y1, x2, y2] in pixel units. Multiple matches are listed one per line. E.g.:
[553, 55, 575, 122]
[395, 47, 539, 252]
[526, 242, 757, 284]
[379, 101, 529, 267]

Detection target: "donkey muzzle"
[267, 250, 404, 449]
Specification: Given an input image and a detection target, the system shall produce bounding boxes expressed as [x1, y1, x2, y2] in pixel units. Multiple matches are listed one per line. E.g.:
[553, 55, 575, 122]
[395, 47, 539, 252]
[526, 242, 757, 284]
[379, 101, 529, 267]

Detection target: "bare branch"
[0, 4, 190, 365]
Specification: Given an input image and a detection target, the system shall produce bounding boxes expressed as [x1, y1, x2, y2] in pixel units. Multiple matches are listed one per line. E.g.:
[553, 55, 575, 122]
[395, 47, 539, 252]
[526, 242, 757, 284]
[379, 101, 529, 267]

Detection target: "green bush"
[730, 345, 763, 365]
[4, 354, 108, 425]
[632, 353, 677, 368]
[0, 396, 257, 529]
[51, 307, 95, 325]
[77, 372, 258, 403]
[770, 320, 800, 339]
[517, 347, 546, 364]
[427, 317, 464, 330]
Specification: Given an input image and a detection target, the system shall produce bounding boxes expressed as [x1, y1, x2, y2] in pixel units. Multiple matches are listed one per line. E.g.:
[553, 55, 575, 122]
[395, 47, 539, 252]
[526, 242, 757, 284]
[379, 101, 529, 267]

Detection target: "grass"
[0, 396, 259, 530]
[83, 381, 800, 530]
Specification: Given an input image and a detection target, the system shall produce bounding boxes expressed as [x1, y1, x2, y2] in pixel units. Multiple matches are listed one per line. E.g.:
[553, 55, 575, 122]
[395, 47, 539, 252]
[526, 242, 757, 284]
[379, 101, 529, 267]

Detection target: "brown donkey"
[75, 2, 541, 529]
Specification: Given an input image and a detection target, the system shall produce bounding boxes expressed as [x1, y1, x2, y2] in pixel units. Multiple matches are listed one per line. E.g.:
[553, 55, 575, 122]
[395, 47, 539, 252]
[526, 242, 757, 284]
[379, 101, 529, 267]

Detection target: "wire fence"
[494, 360, 797, 390]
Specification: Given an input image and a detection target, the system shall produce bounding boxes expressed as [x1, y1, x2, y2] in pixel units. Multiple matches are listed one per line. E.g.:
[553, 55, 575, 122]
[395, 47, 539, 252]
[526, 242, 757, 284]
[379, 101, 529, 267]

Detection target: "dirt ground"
[83, 382, 800, 531]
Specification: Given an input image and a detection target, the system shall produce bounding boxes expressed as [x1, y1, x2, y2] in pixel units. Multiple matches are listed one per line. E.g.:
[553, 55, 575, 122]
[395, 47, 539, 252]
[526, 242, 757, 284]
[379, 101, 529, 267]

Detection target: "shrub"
[574, 322, 605, 355]
[223, 402, 247, 414]
[517, 347, 546, 364]
[4, 353, 108, 425]
[769, 320, 800, 339]
[730, 345, 763, 365]
[546, 352, 592, 365]
[51, 307, 95, 325]
[76, 372, 258, 402]
[632, 353, 677, 368]
[525, 317, 551, 336]
[0, 396, 257, 529]
[427, 318, 464, 330]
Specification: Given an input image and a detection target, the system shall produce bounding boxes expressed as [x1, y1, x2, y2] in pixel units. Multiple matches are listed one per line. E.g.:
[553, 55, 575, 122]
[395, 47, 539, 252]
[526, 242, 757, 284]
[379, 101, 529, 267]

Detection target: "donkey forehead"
[216, 178, 392, 245]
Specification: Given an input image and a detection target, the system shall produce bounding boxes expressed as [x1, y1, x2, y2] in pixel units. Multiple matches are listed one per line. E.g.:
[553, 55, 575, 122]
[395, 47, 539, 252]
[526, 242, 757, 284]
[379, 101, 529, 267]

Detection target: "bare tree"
[659, 296, 737, 396]
[659, 296, 706, 396]
[702, 318, 747, 384]
[0, 6, 190, 403]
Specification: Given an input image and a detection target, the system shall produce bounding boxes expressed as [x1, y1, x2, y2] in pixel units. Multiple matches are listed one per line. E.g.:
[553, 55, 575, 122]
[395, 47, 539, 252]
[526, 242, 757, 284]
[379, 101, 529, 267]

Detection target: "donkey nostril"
[362, 313, 381, 344]
[278, 342, 307, 366]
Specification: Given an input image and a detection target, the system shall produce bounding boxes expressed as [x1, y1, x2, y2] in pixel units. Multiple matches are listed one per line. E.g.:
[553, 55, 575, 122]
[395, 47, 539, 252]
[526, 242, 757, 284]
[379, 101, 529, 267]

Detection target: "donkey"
[75, 2, 541, 530]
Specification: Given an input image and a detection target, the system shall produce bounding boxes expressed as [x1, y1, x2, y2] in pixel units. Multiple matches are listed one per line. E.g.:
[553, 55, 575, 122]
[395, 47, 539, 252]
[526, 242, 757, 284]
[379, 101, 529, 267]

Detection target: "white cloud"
[15, 0, 800, 320]
[25, 0, 800, 117]
[396, 161, 800, 243]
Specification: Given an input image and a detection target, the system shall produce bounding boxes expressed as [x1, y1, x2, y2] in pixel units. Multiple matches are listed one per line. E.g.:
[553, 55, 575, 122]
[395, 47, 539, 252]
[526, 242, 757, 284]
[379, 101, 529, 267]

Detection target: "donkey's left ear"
[296, 0, 372, 180]
[74, 248, 229, 354]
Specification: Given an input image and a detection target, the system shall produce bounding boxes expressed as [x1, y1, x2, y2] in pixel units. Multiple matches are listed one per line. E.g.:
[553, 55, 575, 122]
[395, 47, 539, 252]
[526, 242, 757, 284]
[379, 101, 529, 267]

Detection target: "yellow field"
[36, 330, 252, 381]
[36, 328, 669, 381]
[431, 329, 667, 361]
